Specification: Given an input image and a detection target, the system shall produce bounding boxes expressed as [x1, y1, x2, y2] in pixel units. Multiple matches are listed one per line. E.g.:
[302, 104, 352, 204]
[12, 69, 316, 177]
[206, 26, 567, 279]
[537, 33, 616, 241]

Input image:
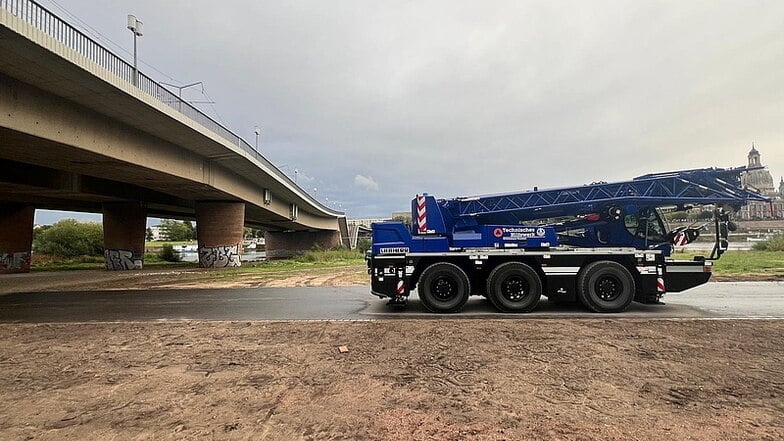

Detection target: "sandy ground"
[0, 266, 367, 295]
[0, 320, 782, 440]
[2, 269, 782, 439]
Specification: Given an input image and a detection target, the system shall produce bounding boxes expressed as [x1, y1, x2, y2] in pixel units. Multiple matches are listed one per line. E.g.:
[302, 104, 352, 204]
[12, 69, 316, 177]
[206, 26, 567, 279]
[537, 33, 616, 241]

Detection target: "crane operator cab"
[624, 208, 668, 247]
[616, 205, 735, 259]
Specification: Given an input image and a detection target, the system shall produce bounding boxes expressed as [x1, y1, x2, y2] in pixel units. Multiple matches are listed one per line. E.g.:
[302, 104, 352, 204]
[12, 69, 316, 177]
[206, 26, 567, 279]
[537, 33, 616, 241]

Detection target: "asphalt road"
[0, 282, 782, 322]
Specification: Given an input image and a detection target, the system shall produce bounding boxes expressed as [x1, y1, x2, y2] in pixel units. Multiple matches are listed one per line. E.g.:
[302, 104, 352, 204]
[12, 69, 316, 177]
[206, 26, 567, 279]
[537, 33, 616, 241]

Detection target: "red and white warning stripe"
[396, 280, 405, 295]
[656, 277, 666, 293]
[673, 232, 689, 246]
[416, 195, 427, 233]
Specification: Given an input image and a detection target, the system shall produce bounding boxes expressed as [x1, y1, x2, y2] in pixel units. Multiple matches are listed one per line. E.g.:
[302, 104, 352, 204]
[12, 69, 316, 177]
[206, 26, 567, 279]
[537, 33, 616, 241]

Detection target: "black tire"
[417, 262, 470, 313]
[577, 261, 635, 313]
[486, 262, 542, 313]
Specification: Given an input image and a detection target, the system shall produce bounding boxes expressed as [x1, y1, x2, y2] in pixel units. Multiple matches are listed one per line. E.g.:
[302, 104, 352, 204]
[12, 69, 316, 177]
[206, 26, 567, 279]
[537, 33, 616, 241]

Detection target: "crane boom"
[443, 166, 768, 226]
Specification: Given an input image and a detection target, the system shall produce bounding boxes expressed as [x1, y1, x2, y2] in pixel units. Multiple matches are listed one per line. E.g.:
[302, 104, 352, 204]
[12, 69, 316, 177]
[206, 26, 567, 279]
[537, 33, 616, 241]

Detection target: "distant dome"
[742, 145, 776, 196]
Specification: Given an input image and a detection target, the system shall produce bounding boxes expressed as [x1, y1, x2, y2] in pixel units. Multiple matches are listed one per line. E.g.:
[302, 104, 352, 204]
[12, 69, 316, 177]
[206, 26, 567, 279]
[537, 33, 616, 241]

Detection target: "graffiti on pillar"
[0, 252, 31, 272]
[199, 245, 241, 268]
[104, 249, 143, 270]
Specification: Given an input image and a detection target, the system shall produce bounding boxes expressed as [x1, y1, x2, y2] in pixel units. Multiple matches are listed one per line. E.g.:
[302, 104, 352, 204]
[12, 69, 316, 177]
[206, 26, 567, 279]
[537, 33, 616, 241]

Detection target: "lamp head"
[127, 15, 143, 36]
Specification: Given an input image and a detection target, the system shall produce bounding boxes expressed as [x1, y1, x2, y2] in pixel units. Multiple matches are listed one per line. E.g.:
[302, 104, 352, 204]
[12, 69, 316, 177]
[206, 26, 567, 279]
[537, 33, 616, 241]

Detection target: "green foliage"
[146, 227, 154, 241]
[159, 219, 195, 241]
[675, 250, 784, 276]
[296, 248, 365, 263]
[752, 234, 784, 252]
[244, 227, 264, 238]
[357, 238, 372, 253]
[157, 244, 182, 262]
[392, 215, 412, 228]
[33, 219, 104, 258]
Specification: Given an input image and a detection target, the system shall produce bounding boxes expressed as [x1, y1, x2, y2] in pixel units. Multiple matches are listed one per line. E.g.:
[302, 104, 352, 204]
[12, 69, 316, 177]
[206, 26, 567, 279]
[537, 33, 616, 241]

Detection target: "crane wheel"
[577, 261, 635, 313]
[486, 262, 542, 313]
[418, 262, 470, 313]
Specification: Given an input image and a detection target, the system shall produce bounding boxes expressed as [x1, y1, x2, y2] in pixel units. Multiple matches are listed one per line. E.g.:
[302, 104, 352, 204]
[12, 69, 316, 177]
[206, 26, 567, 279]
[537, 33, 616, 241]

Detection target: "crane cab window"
[624, 209, 665, 242]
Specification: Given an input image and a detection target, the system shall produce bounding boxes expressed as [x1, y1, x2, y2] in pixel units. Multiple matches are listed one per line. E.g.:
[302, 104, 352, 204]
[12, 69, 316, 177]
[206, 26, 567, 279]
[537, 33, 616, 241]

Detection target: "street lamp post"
[294, 168, 298, 183]
[254, 126, 261, 150]
[126, 15, 143, 86]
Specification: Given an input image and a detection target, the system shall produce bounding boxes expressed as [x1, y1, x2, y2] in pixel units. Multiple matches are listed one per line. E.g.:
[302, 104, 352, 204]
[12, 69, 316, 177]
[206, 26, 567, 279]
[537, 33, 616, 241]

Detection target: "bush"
[357, 238, 371, 253]
[752, 234, 784, 251]
[157, 244, 182, 262]
[33, 219, 104, 258]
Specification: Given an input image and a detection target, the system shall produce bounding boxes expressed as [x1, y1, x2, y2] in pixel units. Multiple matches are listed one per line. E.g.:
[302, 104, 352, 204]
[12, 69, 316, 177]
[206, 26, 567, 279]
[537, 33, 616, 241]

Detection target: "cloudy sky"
[35, 0, 784, 222]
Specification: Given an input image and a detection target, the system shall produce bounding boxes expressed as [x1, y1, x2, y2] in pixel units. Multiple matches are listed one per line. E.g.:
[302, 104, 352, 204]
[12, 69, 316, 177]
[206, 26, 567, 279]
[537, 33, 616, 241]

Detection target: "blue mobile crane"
[367, 166, 769, 313]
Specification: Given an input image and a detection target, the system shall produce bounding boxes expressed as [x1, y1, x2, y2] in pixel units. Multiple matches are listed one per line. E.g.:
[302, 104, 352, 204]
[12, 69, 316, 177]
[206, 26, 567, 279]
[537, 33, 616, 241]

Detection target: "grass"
[31, 248, 779, 279]
[207, 249, 366, 278]
[31, 253, 196, 272]
[672, 250, 784, 277]
[30, 249, 366, 273]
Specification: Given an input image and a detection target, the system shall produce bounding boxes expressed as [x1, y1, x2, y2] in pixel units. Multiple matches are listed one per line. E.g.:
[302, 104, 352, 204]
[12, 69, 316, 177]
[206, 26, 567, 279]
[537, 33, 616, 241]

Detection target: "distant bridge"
[0, 0, 347, 272]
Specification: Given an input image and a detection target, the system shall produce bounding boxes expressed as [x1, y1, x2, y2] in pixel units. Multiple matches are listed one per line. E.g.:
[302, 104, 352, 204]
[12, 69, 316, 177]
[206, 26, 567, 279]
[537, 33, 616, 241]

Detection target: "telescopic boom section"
[443, 166, 769, 225]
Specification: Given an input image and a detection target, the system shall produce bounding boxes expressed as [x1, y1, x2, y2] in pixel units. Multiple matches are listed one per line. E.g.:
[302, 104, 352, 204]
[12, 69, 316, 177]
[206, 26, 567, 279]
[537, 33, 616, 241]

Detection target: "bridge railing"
[0, 0, 340, 215]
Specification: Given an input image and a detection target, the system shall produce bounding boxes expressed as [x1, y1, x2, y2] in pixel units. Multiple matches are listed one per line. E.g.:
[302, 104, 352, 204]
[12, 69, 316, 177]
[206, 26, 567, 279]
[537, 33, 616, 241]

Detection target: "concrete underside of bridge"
[0, 12, 347, 271]
[0, 73, 337, 231]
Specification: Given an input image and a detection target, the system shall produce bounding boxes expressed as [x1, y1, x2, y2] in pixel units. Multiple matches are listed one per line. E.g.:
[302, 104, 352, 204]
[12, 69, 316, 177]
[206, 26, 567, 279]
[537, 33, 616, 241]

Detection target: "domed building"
[780, 176, 784, 198]
[740, 144, 776, 196]
[739, 145, 784, 220]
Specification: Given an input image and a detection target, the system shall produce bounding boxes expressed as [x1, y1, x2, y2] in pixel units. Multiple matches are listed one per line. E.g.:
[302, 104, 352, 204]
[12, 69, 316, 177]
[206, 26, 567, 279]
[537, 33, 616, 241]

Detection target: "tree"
[159, 219, 195, 241]
[392, 215, 412, 229]
[33, 219, 104, 258]
[145, 227, 154, 241]
[244, 227, 264, 239]
[157, 244, 182, 262]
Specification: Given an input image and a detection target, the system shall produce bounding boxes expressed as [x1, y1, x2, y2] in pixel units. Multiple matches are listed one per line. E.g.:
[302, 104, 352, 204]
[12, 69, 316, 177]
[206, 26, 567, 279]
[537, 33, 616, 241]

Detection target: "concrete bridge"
[0, 0, 347, 273]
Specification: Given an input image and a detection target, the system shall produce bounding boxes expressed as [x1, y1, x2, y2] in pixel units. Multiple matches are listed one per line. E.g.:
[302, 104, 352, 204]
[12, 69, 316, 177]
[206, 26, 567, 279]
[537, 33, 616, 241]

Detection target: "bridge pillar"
[196, 202, 244, 268]
[265, 230, 342, 259]
[103, 202, 146, 270]
[0, 205, 34, 274]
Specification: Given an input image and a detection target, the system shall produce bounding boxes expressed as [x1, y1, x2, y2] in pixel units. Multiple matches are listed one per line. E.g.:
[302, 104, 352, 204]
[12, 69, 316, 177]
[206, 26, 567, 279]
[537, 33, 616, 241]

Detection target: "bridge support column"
[0, 205, 34, 274]
[103, 202, 146, 270]
[265, 230, 341, 259]
[196, 202, 244, 268]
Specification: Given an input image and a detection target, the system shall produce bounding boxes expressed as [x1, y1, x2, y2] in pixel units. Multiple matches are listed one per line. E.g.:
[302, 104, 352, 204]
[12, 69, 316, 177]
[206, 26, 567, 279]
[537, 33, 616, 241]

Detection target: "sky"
[33, 0, 784, 224]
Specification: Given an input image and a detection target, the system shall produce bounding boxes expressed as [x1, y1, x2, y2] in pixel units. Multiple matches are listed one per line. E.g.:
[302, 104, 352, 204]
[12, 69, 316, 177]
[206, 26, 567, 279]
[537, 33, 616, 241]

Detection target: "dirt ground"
[0, 266, 367, 295]
[0, 319, 782, 440]
[2, 269, 783, 439]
